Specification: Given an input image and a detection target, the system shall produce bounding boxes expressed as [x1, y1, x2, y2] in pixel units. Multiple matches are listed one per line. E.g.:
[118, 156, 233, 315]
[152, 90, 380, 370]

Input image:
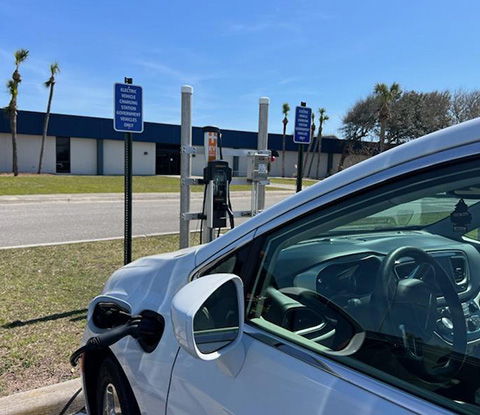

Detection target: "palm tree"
[374, 82, 401, 152]
[315, 108, 329, 179]
[5, 49, 29, 176]
[307, 108, 328, 178]
[281, 102, 290, 177]
[38, 62, 60, 174]
[303, 112, 316, 173]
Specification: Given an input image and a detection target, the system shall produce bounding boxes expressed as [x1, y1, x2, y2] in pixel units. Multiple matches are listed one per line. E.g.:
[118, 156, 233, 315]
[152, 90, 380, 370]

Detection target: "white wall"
[191, 147, 250, 177]
[103, 140, 123, 175]
[71, 138, 97, 174]
[0, 133, 12, 173]
[269, 150, 302, 178]
[302, 152, 330, 179]
[133, 141, 155, 175]
[103, 139, 155, 175]
[191, 154, 203, 177]
[190, 146, 334, 178]
[0, 131, 352, 178]
[0, 133, 56, 173]
[237, 155, 247, 177]
[269, 151, 336, 179]
[191, 147, 235, 176]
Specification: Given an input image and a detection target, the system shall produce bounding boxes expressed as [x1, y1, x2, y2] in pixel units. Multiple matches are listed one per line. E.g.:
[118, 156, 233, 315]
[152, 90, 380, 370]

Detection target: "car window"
[246, 158, 480, 415]
[466, 228, 480, 241]
[198, 241, 252, 280]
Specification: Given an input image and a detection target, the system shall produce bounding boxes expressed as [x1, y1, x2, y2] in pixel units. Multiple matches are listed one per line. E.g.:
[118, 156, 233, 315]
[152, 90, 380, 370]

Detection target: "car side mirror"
[171, 273, 244, 361]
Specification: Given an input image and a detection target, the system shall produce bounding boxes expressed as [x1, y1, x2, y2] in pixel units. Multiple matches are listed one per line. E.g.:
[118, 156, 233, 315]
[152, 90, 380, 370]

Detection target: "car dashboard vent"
[450, 255, 467, 284]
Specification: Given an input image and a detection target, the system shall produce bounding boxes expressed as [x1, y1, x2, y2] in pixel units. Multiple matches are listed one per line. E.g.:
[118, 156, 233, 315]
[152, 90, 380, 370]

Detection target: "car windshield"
[331, 193, 480, 233]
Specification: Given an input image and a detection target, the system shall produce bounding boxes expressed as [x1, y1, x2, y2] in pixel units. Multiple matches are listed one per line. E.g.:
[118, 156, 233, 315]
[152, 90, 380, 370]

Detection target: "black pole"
[296, 101, 307, 193]
[124, 77, 133, 265]
[296, 144, 303, 193]
[124, 131, 132, 265]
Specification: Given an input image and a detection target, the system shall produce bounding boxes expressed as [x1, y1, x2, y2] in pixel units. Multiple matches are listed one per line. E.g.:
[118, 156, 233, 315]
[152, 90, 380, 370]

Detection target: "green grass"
[270, 177, 319, 187]
[0, 233, 198, 396]
[0, 175, 285, 196]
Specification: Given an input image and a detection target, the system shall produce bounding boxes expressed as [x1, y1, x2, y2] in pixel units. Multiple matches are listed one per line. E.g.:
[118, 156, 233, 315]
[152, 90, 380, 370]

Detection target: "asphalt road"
[0, 192, 293, 248]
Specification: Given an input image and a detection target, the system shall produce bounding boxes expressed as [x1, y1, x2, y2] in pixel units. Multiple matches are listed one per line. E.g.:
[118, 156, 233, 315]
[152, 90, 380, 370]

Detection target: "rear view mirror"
[448, 186, 480, 200]
[171, 274, 244, 361]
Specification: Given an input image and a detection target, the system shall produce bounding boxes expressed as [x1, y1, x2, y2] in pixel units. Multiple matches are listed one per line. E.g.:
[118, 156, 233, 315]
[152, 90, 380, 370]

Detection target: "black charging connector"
[70, 311, 164, 367]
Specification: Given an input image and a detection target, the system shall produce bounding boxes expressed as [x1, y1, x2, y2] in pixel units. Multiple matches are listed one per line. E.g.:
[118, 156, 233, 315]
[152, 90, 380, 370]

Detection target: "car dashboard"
[272, 230, 480, 352]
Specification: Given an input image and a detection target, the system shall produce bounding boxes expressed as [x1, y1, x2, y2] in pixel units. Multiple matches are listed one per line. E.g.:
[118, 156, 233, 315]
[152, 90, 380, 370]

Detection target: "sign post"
[293, 102, 312, 193]
[114, 78, 143, 265]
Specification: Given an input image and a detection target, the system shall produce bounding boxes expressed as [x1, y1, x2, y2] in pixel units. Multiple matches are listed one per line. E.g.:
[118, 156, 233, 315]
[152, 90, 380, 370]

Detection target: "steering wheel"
[370, 246, 467, 382]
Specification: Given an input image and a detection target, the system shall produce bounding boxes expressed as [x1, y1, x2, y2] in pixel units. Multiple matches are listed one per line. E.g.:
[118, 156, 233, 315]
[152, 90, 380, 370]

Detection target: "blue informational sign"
[293, 106, 312, 144]
[114, 83, 143, 133]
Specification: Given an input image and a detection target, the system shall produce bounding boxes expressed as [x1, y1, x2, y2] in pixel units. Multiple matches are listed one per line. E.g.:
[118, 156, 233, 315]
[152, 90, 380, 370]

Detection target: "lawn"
[270, 177, 319, 187]
[0, 174, 285, 196]
[0, 233, 198, 397]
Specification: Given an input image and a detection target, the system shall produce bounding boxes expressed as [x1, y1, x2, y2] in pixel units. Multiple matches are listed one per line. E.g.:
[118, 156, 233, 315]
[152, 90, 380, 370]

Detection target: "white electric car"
[77, 119, 480, 415]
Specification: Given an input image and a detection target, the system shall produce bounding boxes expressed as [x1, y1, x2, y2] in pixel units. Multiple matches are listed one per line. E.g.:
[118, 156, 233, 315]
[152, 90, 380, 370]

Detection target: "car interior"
[245, 160, 480, 413]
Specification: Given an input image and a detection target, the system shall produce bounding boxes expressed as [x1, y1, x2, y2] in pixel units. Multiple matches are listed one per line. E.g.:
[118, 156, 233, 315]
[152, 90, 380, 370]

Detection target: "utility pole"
[180, 85, 193, 249]
[257, 97, 269, 211]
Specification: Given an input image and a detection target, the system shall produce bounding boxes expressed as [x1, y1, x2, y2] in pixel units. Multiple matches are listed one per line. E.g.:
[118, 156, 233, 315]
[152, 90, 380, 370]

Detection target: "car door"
[167, 157, 480, 415]
[165, 160, 480, 415]
[166, 239, 451, 415]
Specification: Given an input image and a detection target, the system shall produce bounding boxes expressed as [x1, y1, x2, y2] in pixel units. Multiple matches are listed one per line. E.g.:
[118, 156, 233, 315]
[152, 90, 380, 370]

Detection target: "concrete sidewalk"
[0, 189, 294, 205]
[0, 378, 84, 415]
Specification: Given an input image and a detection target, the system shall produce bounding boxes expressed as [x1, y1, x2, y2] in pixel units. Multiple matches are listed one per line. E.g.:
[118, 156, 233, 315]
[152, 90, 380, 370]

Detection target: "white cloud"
[279, 77, 299, 85]
[135, 59, 227, 85]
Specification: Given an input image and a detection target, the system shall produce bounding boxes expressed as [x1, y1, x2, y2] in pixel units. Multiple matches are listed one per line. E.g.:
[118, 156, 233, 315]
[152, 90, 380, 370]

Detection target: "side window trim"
[191, 231, 255, 281]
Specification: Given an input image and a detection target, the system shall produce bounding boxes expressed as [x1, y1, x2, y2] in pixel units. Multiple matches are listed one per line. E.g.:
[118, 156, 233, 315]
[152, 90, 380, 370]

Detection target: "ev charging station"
[179, 86, 271, 248]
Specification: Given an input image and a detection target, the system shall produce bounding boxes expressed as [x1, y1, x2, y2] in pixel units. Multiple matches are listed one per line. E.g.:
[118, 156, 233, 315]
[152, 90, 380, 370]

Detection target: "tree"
[306, 108, 329, 178]
[451, 89, 480, 124]
[339, 86, 480, 172]
[5, 49, 29, 176]
[302, 111, 315, 174]
[38, 62, 60, 174]
[341, 89, 452, 146]
[374, 82, 401, 151]
[339, 88, 454, 171]
[341, 95, 379, 142]
[388, 90, 451, 143]
[281, 103, 290, 177]
[339, 96, 378, 171]
[314, 108, 329, 179]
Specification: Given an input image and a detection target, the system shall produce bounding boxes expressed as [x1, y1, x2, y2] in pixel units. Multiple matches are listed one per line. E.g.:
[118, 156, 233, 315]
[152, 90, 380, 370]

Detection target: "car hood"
[101, 245, 199, 314]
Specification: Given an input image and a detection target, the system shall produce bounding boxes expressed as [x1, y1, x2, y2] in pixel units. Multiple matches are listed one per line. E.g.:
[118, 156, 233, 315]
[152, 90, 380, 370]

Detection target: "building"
[0, 110, 359, 178]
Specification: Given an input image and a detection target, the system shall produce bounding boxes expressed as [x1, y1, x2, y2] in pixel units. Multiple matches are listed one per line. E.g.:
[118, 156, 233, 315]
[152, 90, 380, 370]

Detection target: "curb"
[0, 378, 84, 415]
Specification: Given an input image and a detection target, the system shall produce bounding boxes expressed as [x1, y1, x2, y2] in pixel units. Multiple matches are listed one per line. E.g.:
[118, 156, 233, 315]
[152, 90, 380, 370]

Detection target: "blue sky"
[1, 0, 479, 136]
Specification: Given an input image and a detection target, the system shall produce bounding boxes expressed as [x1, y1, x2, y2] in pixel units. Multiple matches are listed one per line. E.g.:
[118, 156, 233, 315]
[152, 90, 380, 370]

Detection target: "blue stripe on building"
[0, 110, 344, 153]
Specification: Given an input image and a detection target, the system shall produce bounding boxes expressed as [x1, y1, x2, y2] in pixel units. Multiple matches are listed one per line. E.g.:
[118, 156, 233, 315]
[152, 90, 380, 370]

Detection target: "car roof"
[195, 117, 480, 265]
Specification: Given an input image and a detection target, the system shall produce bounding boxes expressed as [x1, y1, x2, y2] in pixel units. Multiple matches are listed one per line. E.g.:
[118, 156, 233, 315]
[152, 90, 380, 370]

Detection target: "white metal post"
[180, 85, 193, 249]
[257, 97, 269, 211]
